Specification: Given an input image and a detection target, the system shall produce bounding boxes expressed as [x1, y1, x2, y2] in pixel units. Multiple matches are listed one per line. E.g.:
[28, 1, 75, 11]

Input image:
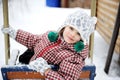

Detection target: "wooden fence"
[61, 0, 91, 8]
[96, 0, 120, 54]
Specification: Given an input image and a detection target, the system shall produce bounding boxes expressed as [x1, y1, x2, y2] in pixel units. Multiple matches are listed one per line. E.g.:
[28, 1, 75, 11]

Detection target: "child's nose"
[71, 32, 76, 37]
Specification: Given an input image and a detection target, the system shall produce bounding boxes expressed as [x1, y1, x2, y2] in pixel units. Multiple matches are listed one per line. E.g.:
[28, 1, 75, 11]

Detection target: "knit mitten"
[1, 26, 17, 39]
[28, 57, 51, 75]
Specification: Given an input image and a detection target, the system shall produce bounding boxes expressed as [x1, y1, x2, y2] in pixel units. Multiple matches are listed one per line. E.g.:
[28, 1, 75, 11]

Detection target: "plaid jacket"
[16, 29, 89, 80]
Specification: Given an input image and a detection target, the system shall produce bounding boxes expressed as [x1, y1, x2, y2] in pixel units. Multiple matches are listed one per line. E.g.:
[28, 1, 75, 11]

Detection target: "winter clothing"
[28, 57, 51, 75]
[74, 41, 85, 52]
[48, 31, 59, 42]
[15, 29, 89, 80]
[19, 49, 34, 64]
[48, 31, 84, 52]
[1, 26, 17, 39]
[59, 11, 97, 43]
[1, 10, 97, 80]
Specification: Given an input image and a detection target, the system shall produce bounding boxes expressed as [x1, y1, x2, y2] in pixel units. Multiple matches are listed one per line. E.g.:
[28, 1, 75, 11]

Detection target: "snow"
[0, 0, 120, 80]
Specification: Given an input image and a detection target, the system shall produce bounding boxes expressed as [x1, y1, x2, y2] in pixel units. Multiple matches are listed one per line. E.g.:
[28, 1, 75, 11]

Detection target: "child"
[1, 11, 97, 80]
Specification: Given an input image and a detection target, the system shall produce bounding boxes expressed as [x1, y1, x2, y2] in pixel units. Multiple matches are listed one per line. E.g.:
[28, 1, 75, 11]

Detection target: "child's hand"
[28, 57, 51, 75]
[1, 25, 17, 39]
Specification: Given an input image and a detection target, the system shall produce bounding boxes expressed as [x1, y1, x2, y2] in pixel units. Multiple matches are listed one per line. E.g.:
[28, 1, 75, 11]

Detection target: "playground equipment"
[1, 0, 97, 80]
[1, 65, 96, 80]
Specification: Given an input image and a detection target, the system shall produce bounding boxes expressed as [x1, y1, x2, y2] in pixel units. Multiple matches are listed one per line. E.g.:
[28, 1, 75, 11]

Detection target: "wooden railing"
[96, 0, 120, 54]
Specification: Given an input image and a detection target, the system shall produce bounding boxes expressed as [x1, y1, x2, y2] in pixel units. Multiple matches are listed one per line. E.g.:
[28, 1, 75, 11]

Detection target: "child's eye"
[77, 32, 80, 36]
[69, 27, 74, 30]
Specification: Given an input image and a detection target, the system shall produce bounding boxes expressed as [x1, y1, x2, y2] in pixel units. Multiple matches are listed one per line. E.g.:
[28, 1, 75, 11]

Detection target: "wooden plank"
[113, 0, 120, 3]
[61, 0, 68, 8]
[98, 1, 118, 17]
[96, 0, 120, 54]
[68, 0, 80, 8]
[117, 36, 120, 45]
[80, 71, 90, 78]
[96, 22, 120, 54]
[97, 20, 120, 46]
[99, 0, 119, 9]
[115, 44, 120, 54]
[97, 11, 120, 46]
[97, 11, 115, 29]
[97, 2, 120, 46]
[97, 26, 120, 54]
[97, 3, 116, 22]
[7, 71, 90, 79]
[104, 3, 120, 73]
[96, 27, 110, 44]
[97, 19, 113, 39]
[117, 36, 120, 44]
[97, 10, 115, 29]
[7, 72, 45, 79]
[96, 23, 111, 43]
[98, 3, 117, 20]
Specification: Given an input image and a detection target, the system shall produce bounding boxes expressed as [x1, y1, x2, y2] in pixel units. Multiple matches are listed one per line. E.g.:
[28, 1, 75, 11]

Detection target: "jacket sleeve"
[45, 70, 64, 80]
[80, 44, 89, 59]
[45, 57, 84, 80]
[45, 45, 89, 80]
[15, 29, 48, 49]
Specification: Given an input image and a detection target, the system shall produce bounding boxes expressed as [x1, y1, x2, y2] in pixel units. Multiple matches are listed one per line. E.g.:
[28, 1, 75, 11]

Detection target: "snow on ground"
[0, 0, 120, 80]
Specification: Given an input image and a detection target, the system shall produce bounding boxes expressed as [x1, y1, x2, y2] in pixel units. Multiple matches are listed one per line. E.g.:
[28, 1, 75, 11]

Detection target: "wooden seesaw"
[1, 0, 97, 80]
[1, 65, 96, 80]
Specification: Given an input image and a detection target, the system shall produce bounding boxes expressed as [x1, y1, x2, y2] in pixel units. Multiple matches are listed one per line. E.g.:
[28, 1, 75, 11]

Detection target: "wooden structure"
[2, 0, 120, 79]
[61, 0, 97, 62]
[2, 0, 10, 65]
[1, 0, 96, 80]
[61, 0, 91, 9]
[96, 0, 120, 54]
[104, 2, 120, 74]
[1, 65, 96, 80]
[95, 0, 120, 74]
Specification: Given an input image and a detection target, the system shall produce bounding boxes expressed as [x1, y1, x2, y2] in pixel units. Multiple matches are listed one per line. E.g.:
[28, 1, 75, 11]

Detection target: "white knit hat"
[59, 11, 97, 43]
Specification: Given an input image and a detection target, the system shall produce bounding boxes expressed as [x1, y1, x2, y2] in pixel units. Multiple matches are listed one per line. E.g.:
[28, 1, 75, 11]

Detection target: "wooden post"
[61, 0, 68, 8]
[89, 0, 97, 63]
[2, 0, 10, 64]
[104, 3, 120, 74]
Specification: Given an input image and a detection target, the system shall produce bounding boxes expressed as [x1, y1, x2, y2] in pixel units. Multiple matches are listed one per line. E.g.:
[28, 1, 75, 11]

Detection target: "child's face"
[63, 26, 81, 44]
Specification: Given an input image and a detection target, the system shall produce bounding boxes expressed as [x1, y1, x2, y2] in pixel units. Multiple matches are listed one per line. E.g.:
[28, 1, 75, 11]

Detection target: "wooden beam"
[61, 0, 68, 8]
[104, 2, 120, 74]
[89, 0, 97, 63]
[7, 72, 46, 79]
[2, 0, 10, 64]
[7, 71, 90, 79]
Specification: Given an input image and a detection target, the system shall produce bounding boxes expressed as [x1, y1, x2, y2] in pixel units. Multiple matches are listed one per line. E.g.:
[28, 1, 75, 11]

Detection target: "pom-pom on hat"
[58, 11, 97, 43]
